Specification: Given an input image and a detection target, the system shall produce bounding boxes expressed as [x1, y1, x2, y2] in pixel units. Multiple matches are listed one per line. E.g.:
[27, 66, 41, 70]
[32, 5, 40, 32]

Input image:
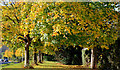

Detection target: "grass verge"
[2, 61, 90, 69]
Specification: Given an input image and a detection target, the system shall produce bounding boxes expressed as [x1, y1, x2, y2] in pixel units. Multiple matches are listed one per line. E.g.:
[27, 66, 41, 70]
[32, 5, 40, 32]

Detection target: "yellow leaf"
[79, 45, 82, 47]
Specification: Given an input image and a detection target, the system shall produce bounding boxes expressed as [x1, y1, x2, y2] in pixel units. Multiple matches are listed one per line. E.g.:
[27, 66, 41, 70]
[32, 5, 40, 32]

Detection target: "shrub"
[55, 45, 82, 65]
[98, 38, 120, 70]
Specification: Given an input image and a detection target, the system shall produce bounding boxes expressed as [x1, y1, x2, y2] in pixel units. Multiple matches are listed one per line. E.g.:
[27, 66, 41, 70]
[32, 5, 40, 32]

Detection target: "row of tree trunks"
[25, 41, 96, 69]
[33, 47, 97, 69]
[24, 40, 43, 67]
[33, 49, 43, 65]
[25, 47, 43, 67]
[24, 43, 98, 69]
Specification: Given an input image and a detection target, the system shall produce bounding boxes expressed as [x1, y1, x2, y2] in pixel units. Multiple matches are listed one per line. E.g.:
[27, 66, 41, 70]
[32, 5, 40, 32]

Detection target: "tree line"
[1, 1, 120, 69]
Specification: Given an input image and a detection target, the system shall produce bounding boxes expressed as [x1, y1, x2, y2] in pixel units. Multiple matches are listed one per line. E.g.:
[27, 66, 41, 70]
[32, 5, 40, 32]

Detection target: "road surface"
[0, 61, 19, 64]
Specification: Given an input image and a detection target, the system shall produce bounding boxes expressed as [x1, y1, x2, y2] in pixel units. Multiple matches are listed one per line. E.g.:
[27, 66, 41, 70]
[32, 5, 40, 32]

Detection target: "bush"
[55, 45, 82, 65]
[43, 54, 56, 61]
[98, 38, 120, 70]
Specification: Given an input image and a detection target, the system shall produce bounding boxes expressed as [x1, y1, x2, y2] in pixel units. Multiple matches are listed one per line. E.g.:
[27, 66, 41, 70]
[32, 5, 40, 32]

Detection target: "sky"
[0, 0, 14, 6]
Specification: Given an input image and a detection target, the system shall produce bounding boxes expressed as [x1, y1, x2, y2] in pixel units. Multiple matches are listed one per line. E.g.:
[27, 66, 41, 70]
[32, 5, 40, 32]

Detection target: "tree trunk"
[24, 42, 30, 67]
[91, 47, 97, 69]
[34, 48, 38, 65]
[82, 48, 86, 65]
[22, 50, 24, 62]
[38, 50, 42, 63]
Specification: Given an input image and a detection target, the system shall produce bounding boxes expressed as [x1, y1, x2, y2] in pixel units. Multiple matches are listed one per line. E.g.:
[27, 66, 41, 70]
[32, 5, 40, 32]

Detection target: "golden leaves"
[72, 29, 79, 34]
[1, 2, 119, 52]
[101, 45, 109, 49]
[52, 32, 59, 36]
[15, 48, 25, 57]
[65, 27, 71, 35]
[79, 45, 82, 47]
[53, 14, 59, 19]
[87, 42, 89, 44]
[4, 50, 13, 58]
[46, 42, 51, 46]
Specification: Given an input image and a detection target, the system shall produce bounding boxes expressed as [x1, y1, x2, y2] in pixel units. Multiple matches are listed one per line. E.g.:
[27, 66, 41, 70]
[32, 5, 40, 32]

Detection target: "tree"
[37, 2, 119, 69]
[2, 2, 119, 69]
[4, 49, 13, 60]
[2, 2, 53, 67]
[15, 48, 25, 62]
[1, 2, 42, 67]
[97, 37, 120, 70]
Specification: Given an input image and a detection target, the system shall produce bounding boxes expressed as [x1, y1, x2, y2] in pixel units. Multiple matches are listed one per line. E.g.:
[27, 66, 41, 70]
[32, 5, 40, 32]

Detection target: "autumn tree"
[1, 2, 44, 67]
[37, 2, 119, 69]
[15, 48, 25, 62]
[4, 49, 13, 60]
[2, 1, 54, 67]
[2, 2, 119, 69]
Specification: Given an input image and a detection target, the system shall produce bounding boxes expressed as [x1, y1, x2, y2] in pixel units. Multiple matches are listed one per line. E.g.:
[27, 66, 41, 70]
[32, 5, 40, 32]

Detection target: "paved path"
[0, 62, 19, 64]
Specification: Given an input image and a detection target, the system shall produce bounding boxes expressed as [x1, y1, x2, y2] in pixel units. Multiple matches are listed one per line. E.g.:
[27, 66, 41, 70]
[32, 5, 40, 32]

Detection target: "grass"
[1, 62, 15, 67]
[2, 61, 90, 69]
[2, 62, 24, 68]
[34, 61, 65, 68]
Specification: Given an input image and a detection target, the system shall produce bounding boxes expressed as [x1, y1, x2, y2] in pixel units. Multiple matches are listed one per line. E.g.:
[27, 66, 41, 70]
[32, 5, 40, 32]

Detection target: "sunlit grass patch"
[2, 61, 89, 69]
[2, 62, 24, 68]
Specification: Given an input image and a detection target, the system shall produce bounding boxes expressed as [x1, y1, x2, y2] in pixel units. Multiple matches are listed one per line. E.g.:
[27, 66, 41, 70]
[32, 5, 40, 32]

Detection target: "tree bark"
[38, 50, 42, 63]
[22, 50, 24, 62]
[34, 48, 38, 65]
[82, 48, 86, 65]
[24, 42, 30, 67]
[91, 47, 97, 69]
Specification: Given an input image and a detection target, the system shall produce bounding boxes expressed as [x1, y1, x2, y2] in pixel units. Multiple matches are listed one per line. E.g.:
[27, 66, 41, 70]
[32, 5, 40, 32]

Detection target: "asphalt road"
[0, 61, 19, 64]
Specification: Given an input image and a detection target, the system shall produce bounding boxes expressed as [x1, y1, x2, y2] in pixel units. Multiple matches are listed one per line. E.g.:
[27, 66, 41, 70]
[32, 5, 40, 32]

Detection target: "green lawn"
[2, 62, 24, 68]
[2, 61, 90, 69]
[2, 61, 66, 68]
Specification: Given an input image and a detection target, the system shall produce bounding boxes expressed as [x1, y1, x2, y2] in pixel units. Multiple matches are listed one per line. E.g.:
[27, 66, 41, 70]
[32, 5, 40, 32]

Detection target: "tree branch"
[5, 15, 16, 24]
[2, 40, 11, 43]
[18, 34, 24, 37]
[26, 34, 31, 43]
[18, 37, 25, 40]
[2, 0, 10, 9]
[14, 14, 20, 23]
[10, 3, 15, 9]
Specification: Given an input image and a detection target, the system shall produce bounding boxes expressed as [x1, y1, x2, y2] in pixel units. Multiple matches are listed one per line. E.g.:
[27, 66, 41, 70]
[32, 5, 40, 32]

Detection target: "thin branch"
[18, 34, 24, 37]
[14, 14, 20, 23]
[10, 3, 15, 9]
[18, 37, 28, 44]
[2, 0, 9, 9]
[5, 15, 16, 24]
[30, 38, 33, 41]
[2, 40, 11, 43]
[18, 37, 25, 41]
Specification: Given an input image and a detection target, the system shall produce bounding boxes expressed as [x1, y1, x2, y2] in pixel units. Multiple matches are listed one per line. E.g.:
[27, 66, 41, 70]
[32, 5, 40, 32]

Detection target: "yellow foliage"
[4, 50, 13, 58]
[15, 48, 25, 57]
[101, 45, 109, 49]
[2, 2, 119, 51]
